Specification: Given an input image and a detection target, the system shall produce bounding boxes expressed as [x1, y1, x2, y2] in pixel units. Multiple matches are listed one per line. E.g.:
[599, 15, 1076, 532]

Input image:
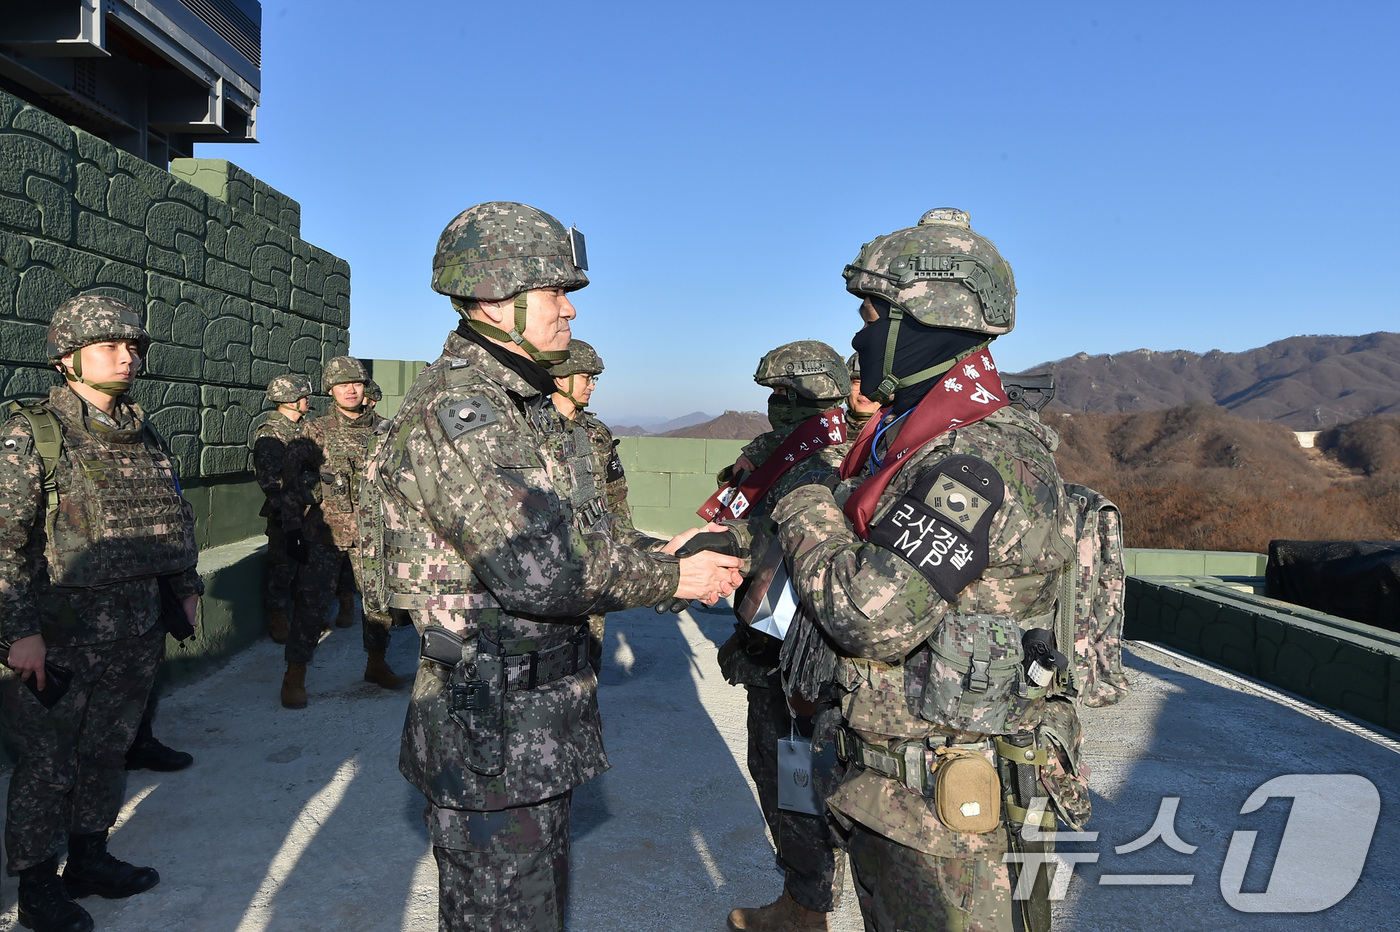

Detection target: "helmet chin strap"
[463, 293, 570, 366]
[556, 375, 590, 411]
[62, 348, 131, 397]
[869, 304, 988, 404]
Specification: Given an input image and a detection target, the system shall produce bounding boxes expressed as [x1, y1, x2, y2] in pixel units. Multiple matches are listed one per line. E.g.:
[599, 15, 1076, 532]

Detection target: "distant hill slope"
[663, 411, 770, 439]
[1014, 332, 1400, 429]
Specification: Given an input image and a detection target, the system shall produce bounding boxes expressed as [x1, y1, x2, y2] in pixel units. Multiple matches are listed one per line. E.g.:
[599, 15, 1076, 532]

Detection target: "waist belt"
[419, 630, 590, 690]
[834, 726, 996, 796]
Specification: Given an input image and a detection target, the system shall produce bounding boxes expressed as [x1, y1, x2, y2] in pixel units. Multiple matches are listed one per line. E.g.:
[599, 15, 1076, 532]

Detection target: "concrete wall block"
[291, 288, 324, 322]
[200, 444, 251, 475]
[225, 177, 254, 216]
[73, 163, 108, 212]
[16, 265, 77, 322]
[205, 316, 253, 382]
[264, 225, 291, 251]
[94, 259, 142, 293]
[204, 359, 235, 383]
[635, 437, 709, 473]
[205, 258, 251, 297]
[204, 220, 227, 259]
[25, 176, 74, 243]
[206, 196, 232, 228]
[168, 158, 227, 203]
[250, 280, 276, 306]
[146, 271, 181, 306]
[626, 472, 671, 508]
[172, 303, 208, 346]
[145, 396, 200, 438]
[167, 433, 197, 476]
[253, 189, 280, 225]
[0, 91, 21, 128]
[145, 200, 204, 248]
[106, 173, 153, 229]
[250, 323, 269, 357]
[0, 136, 73, 194]
[200, 404, 223, 443]
[113, 149, 172, 201]
[279, 207, 299, 237]
[11, 105, 75, 153]
[75, 212, 146, 264]
[288, 335, 322, 375]
[0, 264, 18, 321]
[0, 194, 42, 234]
[74, 129, 116, 174]
[172, 231, 205, 282]
[225, 223, 255, 266]
[29, 240, 102, 287]
[265, 320, 292, 363]
[166, 178, 207, 213]
[250, 242, 291, 284]
[146, 243, 183, 277]
[1, 363, 57, 399]
[144, 342, 203, 380]
[250, 359, 282, 386]
[270, 270, 292, 308]
[145, 297, 175, 342]
[0, 320, 49, 366]
[0, 229, 31, 270]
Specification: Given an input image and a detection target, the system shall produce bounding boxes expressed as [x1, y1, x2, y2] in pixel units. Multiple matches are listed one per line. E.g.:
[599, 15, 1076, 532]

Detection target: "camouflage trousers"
[745, 677, 845, 912]
[428, 794, 571, 932]
[847, 822, 1016, 932]
[2, 624, 163, 871]
[263, 516, 297, 615]
[285, 522, 390, 664]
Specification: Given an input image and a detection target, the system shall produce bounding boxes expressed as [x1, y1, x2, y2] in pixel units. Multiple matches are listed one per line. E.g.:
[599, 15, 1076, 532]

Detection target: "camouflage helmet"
[365, 379, 383, 403]
[46, 293, 151, 359]
[753, 341, 851, 403]
[266, 373, 312, 405]
[431, 202, 588, 303]
[551, 339, 604, 378]
[320, 356, 370, 392]
[845, 352, 860, 382]
[843, 208, 1016, 337]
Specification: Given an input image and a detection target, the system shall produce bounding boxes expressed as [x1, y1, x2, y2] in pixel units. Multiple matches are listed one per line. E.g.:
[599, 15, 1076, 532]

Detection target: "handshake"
[656, 523, 746, 613]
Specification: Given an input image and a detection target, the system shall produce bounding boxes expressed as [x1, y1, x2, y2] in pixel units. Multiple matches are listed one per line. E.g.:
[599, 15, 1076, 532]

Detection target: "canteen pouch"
[912, 613, 1039, 734]
[450, 646, 506, 778]
[933, 746, 1002, 834]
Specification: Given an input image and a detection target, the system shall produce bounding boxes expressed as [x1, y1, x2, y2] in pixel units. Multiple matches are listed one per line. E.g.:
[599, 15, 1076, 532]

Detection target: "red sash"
[840, 350, 1008, 539]
[699, 408, 848, 521]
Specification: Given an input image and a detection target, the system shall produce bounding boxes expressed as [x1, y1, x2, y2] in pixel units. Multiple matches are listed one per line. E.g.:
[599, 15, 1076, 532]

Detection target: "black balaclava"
[456, 319, 557, 397]
[850, 296, 987, 418]
[767, 393, 833, 432]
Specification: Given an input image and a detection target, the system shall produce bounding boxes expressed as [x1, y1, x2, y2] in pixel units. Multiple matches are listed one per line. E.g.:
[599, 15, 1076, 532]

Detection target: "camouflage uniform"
[379, 202, 682, 931]
[772, 210, 1086, 932]
[552, 339, 666, 672]
[0, 296, 201, 884]
[720, 342, 853, 923]
[280, 401, 389, 662]
[253, 374, 310, 636]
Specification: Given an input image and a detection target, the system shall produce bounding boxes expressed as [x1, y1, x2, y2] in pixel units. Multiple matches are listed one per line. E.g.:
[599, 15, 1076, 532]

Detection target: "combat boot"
[335, 591, 355, 627]
[62, 831, 159, 900]
[17, 855, 92, 932]
[727, 887, 829, 932]
[268, 607, 290, 643]
[281, 661, 308, 709]
[125, 715, 193, 772]
[364, 649, 407, 690]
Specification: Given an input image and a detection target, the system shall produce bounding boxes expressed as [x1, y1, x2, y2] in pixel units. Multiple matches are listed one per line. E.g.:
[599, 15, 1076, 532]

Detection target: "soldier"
[372, 201, 742, 931]
[278, 356, 405, 708]
[364, 378, 384, 417]
[771, 209, 1089, 931]
[1, 294, 203, 932]
[844, 353, 883, 434]
[252, 373, 312, 644]
[710, 341, 853, 932]
[549, 338, 668, 671]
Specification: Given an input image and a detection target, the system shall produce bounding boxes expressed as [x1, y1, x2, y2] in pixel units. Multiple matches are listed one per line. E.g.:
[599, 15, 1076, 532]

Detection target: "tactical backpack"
[1059, 483, 1130, 707]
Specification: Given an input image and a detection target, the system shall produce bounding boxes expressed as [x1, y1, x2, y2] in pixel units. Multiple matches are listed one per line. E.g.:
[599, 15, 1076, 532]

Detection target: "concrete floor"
[1, 605, 1396, 931]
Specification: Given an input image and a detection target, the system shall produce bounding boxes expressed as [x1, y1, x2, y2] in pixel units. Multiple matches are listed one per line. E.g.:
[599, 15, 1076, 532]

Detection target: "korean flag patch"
[867, 455, 1005, 601]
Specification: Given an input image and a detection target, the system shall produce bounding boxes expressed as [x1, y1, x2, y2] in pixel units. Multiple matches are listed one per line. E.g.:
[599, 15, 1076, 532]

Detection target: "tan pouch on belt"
[933, 747, 1002, 834]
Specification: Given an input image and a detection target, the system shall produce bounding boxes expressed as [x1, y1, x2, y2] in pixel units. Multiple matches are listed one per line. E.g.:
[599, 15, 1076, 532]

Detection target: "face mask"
[767, 393, 830, 431]
[851, 296, 987, 415]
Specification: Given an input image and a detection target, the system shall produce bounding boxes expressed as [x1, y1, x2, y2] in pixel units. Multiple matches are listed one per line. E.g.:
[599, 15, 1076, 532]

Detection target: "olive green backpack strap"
[6, 400, 64, 519]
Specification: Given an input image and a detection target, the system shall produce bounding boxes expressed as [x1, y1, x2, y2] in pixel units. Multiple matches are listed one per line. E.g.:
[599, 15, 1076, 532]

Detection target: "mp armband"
[866, 455, 1005, 601]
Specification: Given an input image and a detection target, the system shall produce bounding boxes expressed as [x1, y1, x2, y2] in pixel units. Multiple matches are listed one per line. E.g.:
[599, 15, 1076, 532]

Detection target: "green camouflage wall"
[0, 87, 350, 480]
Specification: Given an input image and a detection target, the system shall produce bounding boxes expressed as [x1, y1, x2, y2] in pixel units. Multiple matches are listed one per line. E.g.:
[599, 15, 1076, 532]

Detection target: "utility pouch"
[448, 635, 506, 777]
[932, 746, 1002, 834]
[913, 613, 1032, 734]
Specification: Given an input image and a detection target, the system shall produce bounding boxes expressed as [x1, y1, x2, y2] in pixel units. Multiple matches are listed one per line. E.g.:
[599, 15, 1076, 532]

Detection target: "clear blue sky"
[201, 1, 1399, 425]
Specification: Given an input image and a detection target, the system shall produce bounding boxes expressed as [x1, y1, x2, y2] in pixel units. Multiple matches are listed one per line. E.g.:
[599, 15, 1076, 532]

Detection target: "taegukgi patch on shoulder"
[438, 396, 499, 440]
[867, 454, 1004, 601]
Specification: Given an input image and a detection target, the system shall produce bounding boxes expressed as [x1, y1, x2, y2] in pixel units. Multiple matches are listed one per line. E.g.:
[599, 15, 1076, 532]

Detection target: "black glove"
[285, 529, 309, 563]
[674, 530, 744, 559]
